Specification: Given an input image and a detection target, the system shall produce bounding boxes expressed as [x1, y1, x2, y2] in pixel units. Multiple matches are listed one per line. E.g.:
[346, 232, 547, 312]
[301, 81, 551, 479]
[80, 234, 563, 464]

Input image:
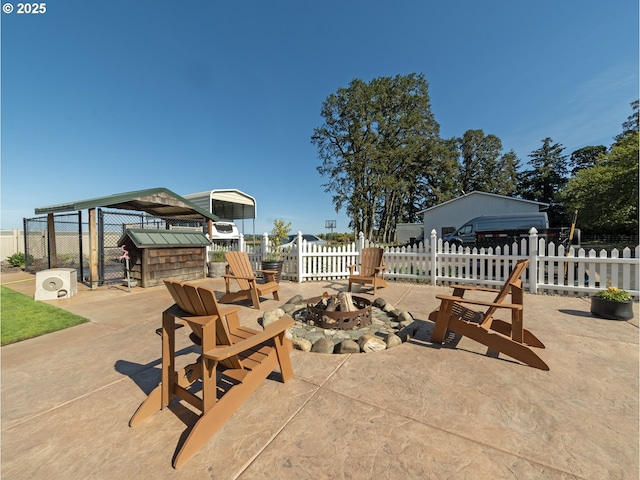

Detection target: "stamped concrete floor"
[1, 271, 638, 479]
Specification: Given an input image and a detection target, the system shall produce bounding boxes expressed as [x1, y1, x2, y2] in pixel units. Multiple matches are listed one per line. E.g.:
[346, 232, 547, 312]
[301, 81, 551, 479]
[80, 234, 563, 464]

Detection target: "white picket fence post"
[528, 227, 538, 294]
[295, 231, 304, 283]
[430, 229, 438, 286]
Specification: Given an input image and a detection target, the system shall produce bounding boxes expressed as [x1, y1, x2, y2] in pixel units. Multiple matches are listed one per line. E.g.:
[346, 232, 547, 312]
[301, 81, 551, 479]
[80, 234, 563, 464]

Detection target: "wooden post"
[88, 208, 99, 290]
[47, 213, 58, 268]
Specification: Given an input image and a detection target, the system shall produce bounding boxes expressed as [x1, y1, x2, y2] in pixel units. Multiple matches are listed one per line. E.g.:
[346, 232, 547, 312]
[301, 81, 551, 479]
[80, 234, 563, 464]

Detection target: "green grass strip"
[1, 286, 88, 346]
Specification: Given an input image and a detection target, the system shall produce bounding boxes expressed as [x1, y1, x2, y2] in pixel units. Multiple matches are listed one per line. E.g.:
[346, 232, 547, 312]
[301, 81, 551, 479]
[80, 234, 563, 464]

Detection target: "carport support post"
[46, 213, 58, 268]
[207, 219, 213, 239]
[88, 208, 99, 290]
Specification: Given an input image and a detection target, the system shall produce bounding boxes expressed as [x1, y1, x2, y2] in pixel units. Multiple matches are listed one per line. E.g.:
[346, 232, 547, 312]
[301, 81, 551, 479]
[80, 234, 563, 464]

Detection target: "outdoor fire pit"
[306, 293, 372, 330]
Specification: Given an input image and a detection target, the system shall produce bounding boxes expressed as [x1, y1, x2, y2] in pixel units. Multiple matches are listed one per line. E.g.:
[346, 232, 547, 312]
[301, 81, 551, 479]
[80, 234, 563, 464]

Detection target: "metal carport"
[34, 187, 218, 289]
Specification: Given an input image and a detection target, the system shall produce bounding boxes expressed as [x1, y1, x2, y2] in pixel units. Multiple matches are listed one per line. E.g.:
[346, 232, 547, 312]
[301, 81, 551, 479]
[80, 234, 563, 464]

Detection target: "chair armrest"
[256, 269, 278, 275]
[222, 274, 256, 281]
[203, 317, 294, 361]
[216, 304, 243, 317]
[435, 294, 522, 310]
[449, 284, 501, 294]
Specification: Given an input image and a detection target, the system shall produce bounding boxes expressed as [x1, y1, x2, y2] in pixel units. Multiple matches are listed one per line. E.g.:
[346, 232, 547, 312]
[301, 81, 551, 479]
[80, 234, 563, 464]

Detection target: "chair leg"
[173, 350, 279, 468]
[448, 318, 549, 370]
[129, 385, 163, 426]
[273, 333, 293, 382]
[250, 288, 260, 309]
[430, 301, 455, 344]
[490, 319, 545, 348]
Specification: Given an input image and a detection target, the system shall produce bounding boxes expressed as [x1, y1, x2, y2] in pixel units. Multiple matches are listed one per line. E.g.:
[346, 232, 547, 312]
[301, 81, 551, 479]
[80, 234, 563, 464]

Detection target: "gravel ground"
[1, 261, 24, 275]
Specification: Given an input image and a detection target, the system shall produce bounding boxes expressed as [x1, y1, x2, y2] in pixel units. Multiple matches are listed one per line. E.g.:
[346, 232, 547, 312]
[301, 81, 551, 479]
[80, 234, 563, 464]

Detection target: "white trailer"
[183, 189, 257, 243]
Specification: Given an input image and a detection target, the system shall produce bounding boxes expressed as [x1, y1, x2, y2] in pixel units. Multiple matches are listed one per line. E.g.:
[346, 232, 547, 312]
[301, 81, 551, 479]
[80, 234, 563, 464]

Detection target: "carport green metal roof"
[118, 228, 211, 248]
[34, 187, 219, 221]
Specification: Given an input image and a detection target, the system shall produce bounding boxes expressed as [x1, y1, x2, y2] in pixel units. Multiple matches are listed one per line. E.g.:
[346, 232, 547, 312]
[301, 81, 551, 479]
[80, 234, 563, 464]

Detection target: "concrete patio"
[1, 271, 638, 479]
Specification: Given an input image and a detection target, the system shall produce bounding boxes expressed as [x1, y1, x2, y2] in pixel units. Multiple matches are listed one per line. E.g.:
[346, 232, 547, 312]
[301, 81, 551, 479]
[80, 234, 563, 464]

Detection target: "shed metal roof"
[184, 189, 256, 220]
[34, 187, 219, 221]
[417, 191, 548, 214]
[118, 228, 211, 248]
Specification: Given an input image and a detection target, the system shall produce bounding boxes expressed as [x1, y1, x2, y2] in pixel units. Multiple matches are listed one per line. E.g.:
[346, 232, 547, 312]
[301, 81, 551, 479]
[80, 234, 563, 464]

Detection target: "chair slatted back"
[225, 251, 255, 291]
[196, 286, 243, 370]
[164, 279, 243, 370]
[360, 248, 384, 277]
[484, 259, 529, 321]
[164, 280, 193, 313]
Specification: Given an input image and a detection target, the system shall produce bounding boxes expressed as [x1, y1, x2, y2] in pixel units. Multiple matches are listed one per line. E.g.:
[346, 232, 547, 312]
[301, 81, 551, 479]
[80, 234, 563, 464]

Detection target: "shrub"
[595, 287, 632, 302]
[6, 252, 25, 268]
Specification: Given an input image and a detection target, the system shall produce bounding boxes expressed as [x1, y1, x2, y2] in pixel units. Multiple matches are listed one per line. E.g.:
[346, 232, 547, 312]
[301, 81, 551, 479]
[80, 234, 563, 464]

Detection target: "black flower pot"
[261, 260, 283, 283]
[590, 296, 634, 320]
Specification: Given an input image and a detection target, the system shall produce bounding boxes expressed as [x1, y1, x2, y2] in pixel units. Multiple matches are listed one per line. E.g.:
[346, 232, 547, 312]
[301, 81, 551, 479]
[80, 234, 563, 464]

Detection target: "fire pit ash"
[306, 292, 372, 330]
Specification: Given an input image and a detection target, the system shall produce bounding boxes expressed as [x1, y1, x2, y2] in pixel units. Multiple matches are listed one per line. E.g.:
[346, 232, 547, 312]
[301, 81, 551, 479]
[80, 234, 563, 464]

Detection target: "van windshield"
[457, 225, 472, 235]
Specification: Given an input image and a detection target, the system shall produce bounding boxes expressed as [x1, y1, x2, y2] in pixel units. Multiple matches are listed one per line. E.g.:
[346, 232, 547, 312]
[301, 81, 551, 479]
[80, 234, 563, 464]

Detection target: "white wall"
[423, 193, 544, 237]
[395, 223, 424, 243]
[1, 230, 25, 260]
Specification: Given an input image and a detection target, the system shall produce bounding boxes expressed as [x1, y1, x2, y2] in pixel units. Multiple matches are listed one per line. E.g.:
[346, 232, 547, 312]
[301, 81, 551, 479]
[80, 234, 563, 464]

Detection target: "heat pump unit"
[35, 268, 78, 301]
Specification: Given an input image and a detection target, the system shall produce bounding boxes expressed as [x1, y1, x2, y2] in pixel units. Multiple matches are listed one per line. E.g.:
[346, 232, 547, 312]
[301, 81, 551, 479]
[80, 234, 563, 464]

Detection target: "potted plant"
[590, 287, 634, 320]
[261, 218, 291, 282]
[207, 250, 227, 278]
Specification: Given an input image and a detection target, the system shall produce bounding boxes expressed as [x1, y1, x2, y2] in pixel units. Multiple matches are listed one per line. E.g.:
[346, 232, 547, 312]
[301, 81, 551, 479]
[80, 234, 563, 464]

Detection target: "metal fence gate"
[24, 213, 83, 277]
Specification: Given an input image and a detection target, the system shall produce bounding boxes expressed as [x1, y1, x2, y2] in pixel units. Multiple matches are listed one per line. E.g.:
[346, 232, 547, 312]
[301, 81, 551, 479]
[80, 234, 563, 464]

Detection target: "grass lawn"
[1, 286, 89, 345]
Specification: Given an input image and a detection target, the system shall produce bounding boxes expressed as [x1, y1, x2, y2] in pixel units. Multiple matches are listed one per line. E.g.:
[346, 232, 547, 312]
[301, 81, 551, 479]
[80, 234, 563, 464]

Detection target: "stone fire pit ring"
[306, 295, 372, 330]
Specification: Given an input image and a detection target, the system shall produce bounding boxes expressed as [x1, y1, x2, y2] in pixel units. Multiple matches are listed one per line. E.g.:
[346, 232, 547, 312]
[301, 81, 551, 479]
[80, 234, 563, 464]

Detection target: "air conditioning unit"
[35, 268, 78, 301]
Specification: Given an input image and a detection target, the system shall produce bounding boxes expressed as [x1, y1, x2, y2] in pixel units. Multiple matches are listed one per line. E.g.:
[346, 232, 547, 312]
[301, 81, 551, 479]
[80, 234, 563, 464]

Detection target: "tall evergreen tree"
[518, 138, 569, 225]
[498, 150, 521, 196]
[456, 130, 520, 195]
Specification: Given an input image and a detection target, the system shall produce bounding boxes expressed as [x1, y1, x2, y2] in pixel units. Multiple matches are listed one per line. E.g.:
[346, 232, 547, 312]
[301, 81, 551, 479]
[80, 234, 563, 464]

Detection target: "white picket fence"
[4, 228, 638, 298]
[242, 230, 639, 298]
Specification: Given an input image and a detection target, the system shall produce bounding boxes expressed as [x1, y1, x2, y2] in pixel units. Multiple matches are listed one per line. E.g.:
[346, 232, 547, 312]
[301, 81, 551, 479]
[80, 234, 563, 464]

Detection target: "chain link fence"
[24, 210, 207, 285]
[24, 213, 82, 274]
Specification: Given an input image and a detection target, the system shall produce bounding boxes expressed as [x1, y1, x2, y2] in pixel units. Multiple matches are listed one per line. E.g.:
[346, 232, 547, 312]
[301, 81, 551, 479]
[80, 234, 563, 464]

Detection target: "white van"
[443, 213, 549, 247]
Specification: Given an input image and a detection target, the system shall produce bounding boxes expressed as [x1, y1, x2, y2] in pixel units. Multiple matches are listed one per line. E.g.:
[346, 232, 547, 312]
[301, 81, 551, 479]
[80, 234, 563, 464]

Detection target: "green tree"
[455, 130, 520, 196]
[499, 149, 521, 195]
[270, 218, 291, 248]
[561, 102, 639, 234]
[518, 138, 569, 225]
[312, 73, 447, 242]
[569, 145, 606, 175]
[458, 129, 502, 193]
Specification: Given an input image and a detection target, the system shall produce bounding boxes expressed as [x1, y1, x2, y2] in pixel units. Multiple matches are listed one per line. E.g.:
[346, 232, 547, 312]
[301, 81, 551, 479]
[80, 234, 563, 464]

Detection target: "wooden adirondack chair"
[348, 247, 388, 295]
[428, 259, 549, 370]
[129, 280, 294, 468]
[219, 251, 280, 309]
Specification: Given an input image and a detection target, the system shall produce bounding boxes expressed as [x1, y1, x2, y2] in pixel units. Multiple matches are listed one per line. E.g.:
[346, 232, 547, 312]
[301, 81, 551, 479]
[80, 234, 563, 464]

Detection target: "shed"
[420, 192, 548, 238]
[117, 229, 210, 287]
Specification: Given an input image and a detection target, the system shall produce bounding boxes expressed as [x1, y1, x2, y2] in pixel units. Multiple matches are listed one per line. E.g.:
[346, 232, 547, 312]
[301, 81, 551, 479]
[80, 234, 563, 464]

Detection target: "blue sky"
[2, 1, 638, 236]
